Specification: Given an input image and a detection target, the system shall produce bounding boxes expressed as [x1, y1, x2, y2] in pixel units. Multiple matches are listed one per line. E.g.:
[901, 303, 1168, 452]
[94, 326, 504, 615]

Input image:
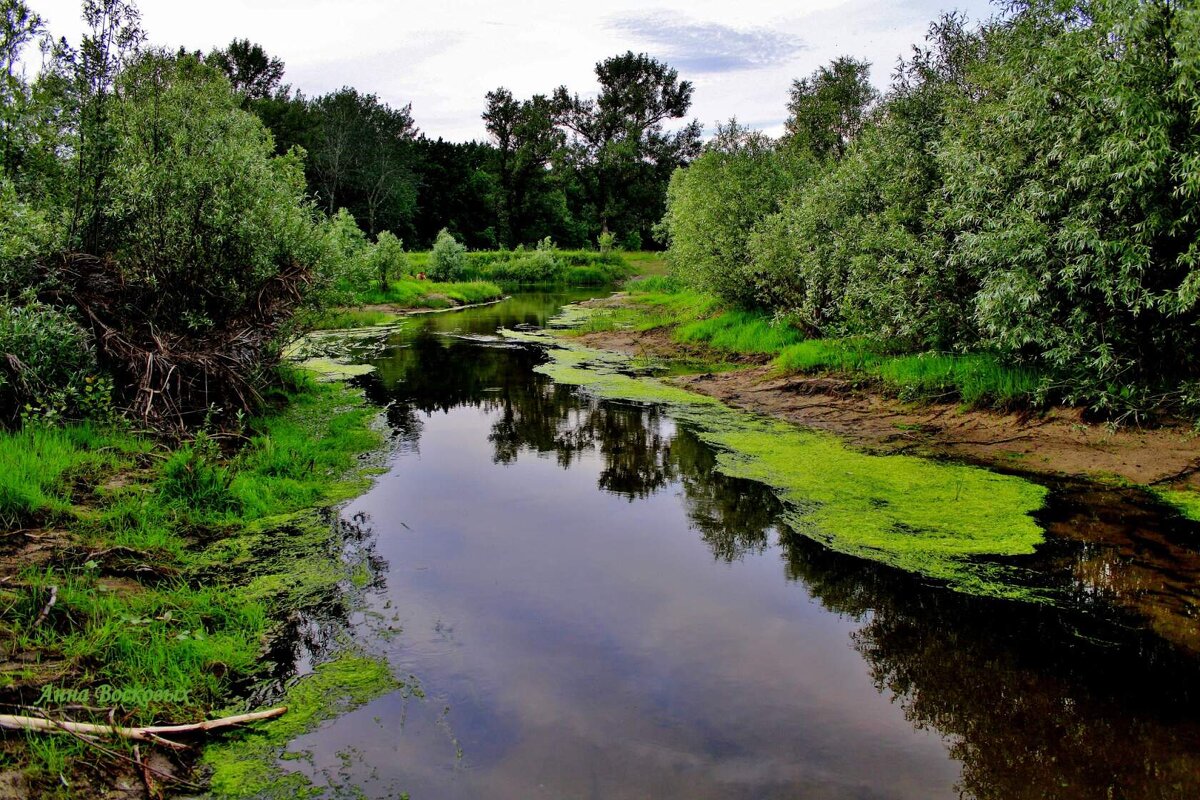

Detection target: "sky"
[22, 0, 996, 141]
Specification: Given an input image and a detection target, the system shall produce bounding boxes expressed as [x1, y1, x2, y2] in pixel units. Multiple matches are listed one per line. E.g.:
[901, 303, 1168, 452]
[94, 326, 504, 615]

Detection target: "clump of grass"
[158, 432, 240, 514]
[0, 423, 148, 527]
[675, 309, 807, 354]
[775, 339, 1043, 407]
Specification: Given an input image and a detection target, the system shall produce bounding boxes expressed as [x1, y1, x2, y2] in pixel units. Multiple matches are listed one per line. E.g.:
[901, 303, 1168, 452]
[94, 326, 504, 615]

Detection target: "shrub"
[660, 122, 809, 307]
[0, 178, 50, 297]
[0, 300, 99, 423]
[428, 228, 467, 281]
[372, 231, 408, 291]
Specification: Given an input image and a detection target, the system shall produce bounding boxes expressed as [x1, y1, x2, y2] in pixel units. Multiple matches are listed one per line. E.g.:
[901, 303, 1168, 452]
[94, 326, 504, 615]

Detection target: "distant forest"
[199, 40, 700, 250]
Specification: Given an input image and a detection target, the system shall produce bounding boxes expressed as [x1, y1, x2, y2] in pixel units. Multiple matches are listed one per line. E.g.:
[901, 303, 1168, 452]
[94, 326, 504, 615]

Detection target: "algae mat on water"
[504, 325, 1050, 601]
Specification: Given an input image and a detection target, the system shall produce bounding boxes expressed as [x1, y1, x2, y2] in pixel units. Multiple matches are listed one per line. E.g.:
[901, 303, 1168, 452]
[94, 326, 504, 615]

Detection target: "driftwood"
[0, 706, 287, 749]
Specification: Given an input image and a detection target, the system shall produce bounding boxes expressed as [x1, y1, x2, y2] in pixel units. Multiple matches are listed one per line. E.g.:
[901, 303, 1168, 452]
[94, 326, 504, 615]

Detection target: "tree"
[207, 38, 284, 101]
[784, 56, 878, 160]
[483, 87, 564, 247]
[551, 51, 701, 243]
[660, 120, 807, 307]
[309, 87, 418, 236]
[939, 0, 1200, 410]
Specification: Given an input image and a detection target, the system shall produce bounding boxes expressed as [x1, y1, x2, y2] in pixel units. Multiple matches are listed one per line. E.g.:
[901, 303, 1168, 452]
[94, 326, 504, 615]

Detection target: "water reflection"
[331, 294, 1200, 799]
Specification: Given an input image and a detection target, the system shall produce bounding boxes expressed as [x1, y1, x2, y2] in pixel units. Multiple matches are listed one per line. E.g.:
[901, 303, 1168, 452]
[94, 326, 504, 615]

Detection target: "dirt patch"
[575, 329, 1200, 489]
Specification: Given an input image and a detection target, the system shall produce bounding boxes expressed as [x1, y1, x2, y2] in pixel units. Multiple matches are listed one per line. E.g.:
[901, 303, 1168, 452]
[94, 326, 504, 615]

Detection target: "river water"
[283, 290, 1200, 799]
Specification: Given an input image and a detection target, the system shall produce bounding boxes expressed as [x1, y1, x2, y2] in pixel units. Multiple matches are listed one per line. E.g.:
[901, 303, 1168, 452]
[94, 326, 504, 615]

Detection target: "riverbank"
[0, 370, 393, 797]
[555, 289, 1200, 517]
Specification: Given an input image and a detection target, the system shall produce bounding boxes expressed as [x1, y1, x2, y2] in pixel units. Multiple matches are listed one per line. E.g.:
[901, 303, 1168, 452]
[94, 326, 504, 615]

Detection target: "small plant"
[597, 230, 616, 255]
[428, 228, 467, 281]
[0, 299, 99, 423]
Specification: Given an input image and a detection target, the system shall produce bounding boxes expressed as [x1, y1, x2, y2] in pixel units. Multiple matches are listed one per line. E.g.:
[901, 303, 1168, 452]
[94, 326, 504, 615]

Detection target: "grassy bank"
[571, 280, 1045, 409]
[406, 248, 637, 286]
[0, 370, 393, 797]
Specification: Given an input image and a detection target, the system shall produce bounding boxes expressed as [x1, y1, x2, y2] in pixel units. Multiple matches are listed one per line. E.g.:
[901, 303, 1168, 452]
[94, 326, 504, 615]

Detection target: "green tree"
[940, 0, 1200, 409]
[428, 227, 466, 281]
[483, 87, 564, 247]
[552, 51, 701, 243]
[660, 121, 807, 307]
[372, 230, 407, 291]
[207, 38, 285, 102]
[784, 56, 877, 160]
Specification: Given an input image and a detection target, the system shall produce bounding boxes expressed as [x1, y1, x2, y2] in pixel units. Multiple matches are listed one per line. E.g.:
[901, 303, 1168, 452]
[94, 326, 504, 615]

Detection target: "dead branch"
[0, 706, 287, 747]
[33, 585, 57, 627]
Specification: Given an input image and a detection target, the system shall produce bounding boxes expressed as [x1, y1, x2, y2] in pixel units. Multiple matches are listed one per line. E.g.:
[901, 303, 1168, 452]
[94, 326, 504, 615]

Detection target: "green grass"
[0, 423, 153, 528]
[356, 278, 504, 309]
[607, 279, 1045, 408]
[0, 369, 388, 795]
[774, 339, 1043, 407]
[676, 310, 807, 354]
[403, 249, 636, 286]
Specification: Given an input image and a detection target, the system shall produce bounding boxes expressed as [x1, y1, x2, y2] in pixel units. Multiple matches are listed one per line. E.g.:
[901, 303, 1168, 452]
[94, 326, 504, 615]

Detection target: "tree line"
[662, 0, 1199, 416]
[222, 42, 698, 250]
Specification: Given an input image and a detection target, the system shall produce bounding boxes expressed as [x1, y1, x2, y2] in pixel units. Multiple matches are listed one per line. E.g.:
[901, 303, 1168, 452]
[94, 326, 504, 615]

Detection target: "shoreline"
[564, 295, 1200, 502]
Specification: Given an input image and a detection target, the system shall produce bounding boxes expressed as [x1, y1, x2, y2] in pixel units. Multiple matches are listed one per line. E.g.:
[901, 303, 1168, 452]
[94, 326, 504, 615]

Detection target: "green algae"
[202, 653, 400, 799]
[505, 323, 1051, 600]
[294, 357, 376, 381]
[1155, 488, 1200, 522]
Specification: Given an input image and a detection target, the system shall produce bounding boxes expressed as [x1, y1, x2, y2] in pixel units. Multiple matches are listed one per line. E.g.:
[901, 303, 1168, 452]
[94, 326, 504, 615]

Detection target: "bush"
[428, 228, 467, 281]
[0, 300, 99, 423]
[372, 231, 408, 291]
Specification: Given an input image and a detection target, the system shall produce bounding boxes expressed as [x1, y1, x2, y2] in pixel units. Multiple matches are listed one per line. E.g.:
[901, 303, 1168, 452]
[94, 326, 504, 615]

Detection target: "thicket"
[660, 1, 1200, 417]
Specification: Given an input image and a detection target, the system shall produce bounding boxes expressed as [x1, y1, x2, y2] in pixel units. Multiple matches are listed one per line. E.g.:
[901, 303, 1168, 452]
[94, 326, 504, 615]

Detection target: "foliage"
[662, 3, 1200, 415]
[660, 121, 807, 307]
[0, 300, 99, 422]
[371, 230, 408, 291]
[428, 227, 467, 281]
[784, 56, 878, 159]
[551, 51, 702, 245]
[938, 0, 1200, 411]
[206, 38, 284, 101]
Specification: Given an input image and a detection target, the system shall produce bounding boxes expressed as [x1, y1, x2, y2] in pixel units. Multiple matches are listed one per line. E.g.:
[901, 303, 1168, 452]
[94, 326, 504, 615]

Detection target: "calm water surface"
[281, 291, 1200, 799]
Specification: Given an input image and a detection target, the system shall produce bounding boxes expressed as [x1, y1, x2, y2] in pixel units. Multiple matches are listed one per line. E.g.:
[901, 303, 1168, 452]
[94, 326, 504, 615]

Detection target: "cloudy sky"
[25, 0, 995, 140]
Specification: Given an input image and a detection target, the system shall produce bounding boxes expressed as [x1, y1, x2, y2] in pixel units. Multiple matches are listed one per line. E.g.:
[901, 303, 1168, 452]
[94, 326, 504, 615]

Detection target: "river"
[279, 290, 1200, 799]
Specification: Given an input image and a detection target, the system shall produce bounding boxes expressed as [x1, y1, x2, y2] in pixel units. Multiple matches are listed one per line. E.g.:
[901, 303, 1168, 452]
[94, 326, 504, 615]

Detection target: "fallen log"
[0, 706, 287, 748]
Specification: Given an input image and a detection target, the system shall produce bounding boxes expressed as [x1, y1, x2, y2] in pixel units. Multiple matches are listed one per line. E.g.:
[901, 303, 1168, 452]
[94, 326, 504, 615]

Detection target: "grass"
[357, 278, 504, 309]
[0, 369, 390, 796]
[775, 339, 1043, 407]
[404, 249, 638, 286]
[595, 279, 1046, 409]
[676, 310, 808, 354]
